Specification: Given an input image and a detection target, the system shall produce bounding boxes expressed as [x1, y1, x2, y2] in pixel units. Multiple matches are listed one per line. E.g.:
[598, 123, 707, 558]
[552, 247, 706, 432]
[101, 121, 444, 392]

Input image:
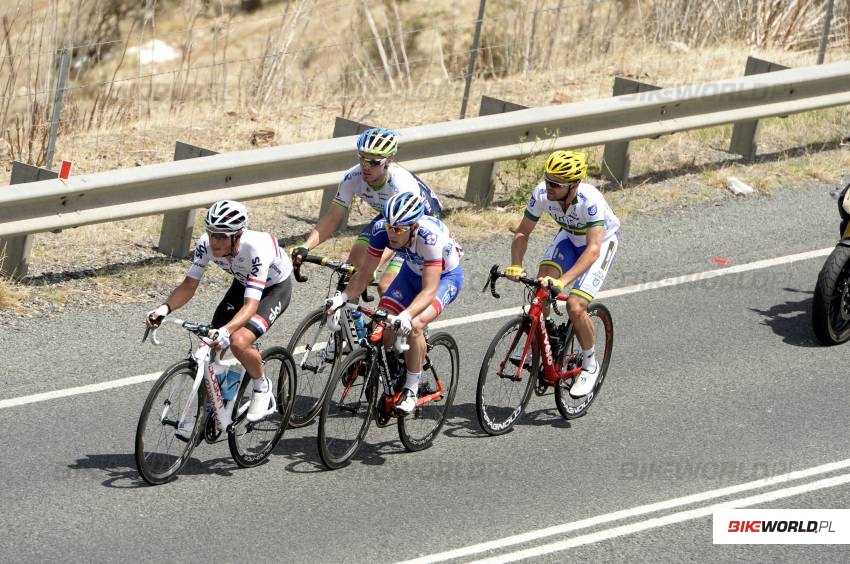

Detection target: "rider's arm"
[222, 298, 260, 334]
[163, 276, 200, 312]
[404, 264, 441, 318]
[304, 204, 347, 250]
[342, 251, 382, 299]
[561, 225, 603, 285]
[510, 216, 537, 266]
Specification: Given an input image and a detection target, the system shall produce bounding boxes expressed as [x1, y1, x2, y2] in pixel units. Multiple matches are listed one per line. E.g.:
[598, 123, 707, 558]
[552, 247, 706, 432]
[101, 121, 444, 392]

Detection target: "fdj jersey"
[333, 162, 442, 218]
[366, 216, 462, 276]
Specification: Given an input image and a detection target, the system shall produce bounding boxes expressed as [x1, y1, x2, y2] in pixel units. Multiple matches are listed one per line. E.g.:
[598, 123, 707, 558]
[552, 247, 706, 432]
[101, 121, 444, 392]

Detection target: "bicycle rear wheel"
[286, 308, 340, 427]
[229, 347, 296, 468]
[398, 333, 459, 452]
[135, 360, 202, 485]
[318, 348, 377, 469]
[555, 302, 614, 419]
[476, 316, 537, 436]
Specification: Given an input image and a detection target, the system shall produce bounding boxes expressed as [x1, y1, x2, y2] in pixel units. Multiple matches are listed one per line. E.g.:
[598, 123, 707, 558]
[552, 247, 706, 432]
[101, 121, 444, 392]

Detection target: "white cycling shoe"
[569, 363, 600, 398]
[247, 378, 277, 422]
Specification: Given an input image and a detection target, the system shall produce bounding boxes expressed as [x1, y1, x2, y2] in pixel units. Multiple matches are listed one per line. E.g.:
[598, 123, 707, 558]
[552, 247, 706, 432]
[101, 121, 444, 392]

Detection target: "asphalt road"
[2, 180, 850, 562]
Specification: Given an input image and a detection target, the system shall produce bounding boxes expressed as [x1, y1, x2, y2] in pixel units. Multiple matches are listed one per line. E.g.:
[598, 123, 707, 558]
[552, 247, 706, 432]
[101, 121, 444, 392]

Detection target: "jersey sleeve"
[581, 191, 607, 228]
[366, 219, 390, 258]
[523, 184, 547, 222]
[332, 166, 361, 209]
[186, 234, 212, 280]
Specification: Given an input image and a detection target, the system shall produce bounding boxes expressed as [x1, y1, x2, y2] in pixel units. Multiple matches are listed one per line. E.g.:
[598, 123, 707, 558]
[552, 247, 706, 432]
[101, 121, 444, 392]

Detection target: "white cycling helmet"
[384, 192, 425, 227]
[205, 200, 248, 235]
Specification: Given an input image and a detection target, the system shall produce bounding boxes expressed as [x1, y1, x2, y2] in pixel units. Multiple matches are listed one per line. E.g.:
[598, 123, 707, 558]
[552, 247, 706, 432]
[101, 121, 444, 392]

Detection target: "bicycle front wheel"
[555, 302, 614, 419]
[398, 332, 459, 452]
[318, 348, 377, 469]
[286, 308, 340, 427]
[135, 360, 202, 485]
[229, 346, 296, 468]
[476, 316, 537, 436]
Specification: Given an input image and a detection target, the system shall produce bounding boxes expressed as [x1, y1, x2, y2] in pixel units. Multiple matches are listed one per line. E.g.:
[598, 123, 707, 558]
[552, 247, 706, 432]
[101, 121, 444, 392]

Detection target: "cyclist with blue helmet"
[326, 191, 463, 414]
[291, 127, 442, 295]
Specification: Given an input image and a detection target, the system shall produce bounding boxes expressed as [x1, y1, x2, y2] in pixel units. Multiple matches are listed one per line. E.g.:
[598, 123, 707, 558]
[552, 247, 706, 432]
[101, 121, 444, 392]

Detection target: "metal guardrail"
[2, 60, 850, 269]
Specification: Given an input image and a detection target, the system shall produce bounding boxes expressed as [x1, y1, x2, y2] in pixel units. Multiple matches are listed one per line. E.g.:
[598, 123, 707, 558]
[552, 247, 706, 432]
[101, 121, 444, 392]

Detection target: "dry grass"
[2, 1, 850, 314]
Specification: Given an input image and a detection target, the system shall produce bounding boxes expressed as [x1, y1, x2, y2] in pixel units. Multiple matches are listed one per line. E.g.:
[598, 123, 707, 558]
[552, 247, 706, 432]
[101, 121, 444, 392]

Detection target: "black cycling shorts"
[211, 276, 292, 338]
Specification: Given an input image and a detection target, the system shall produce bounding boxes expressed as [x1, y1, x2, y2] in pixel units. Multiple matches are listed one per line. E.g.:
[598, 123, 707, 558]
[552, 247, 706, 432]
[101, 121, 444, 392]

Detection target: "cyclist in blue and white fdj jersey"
[506, 150, 620, 398]
[146, 200, 294, 432]
[291, 127, 442, 295]
[326, 192, 463, 414]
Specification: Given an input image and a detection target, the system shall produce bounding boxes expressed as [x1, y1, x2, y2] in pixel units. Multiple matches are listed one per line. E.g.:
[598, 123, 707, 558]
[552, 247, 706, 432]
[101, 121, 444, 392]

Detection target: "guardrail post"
[601, 77, 661, 184]
[324, 118, 373, 217]
[1, 162, 58, 278]
[463, 96, 527, 207]
[729, 56, 789, 161]
[157, 141, 218, 258]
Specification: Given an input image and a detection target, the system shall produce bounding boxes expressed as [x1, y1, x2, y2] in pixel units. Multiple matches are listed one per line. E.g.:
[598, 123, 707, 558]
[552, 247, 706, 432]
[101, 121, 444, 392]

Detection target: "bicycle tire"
[555, 302, 614, 419]
[812, 244, 850, 345]
[229, 346, 296, 468]
[318, 348, 377, 469]
[398, 332, 459, 452]
[135, 360, 202, 485]
[476, 316, 537, 436]
[286, 307, 340, 427]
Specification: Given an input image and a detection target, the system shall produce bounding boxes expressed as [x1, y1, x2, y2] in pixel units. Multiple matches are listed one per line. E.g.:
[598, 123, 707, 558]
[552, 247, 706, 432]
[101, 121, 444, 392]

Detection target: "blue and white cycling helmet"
[356, 127, 398, 157]
[384, 192, 425, 227]
[205, 200, 248, 235]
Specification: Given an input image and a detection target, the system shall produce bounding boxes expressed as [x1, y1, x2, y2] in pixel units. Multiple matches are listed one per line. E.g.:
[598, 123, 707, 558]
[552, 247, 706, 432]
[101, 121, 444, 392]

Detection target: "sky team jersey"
[524, 181, 620, 246]
[333, 162, 440, 215]
[367, 216, 462, 276]
[187, 230, 292, 301]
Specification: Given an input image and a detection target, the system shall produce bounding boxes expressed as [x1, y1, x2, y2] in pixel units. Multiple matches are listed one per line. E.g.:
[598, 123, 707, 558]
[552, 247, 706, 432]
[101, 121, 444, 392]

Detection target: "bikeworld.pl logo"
[714, 509, 850, 544]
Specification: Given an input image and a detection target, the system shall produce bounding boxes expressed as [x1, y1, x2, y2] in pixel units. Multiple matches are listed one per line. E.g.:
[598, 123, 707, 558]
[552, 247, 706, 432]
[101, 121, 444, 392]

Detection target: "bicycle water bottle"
[352, 310, 368, 340]
[222, 364, 244, 402]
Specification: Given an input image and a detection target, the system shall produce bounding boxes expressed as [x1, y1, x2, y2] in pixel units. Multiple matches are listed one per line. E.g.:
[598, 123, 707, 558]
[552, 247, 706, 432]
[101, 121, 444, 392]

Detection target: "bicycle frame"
[485, 266, 581, 388]
[344, 307, 445, 418]
[147, 318, 248, 434]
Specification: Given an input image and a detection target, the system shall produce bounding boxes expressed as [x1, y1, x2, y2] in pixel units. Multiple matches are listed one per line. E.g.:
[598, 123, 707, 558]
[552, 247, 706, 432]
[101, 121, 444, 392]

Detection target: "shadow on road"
[749, 288, 821, 347]
[68, 452, 243, 488]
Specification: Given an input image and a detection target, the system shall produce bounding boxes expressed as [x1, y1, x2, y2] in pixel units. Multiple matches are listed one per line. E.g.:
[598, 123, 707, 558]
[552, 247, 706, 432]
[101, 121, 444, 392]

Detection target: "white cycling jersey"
[525, 181, 620, 245]
[366, 216, 462, 276]
[333, 162, 439, 214]
[187, 230, 292, 301]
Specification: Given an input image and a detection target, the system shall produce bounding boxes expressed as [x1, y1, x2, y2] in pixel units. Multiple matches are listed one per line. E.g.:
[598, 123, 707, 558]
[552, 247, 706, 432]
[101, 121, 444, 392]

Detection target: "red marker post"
[59, 160, 72, 180]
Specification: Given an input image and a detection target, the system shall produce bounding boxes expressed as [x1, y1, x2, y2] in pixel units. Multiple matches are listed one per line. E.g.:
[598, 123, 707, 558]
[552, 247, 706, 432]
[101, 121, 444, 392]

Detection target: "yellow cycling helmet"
[544, 150, 587, 183]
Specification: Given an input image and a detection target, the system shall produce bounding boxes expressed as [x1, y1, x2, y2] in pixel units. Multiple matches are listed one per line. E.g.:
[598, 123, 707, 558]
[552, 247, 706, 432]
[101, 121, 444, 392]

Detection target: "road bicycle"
[135, 318, 295, 485]
[476, 265, 614, 435]
[318, 306, 459, 469]
[287, 254, 377, 427]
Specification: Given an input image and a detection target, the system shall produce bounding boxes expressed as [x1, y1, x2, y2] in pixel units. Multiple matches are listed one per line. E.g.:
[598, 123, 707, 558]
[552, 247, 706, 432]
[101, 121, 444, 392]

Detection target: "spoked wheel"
[135, 360, 202, 485]
[398, 333, 460, 452]
[286, 308, 340, 427]
[229, 347, 296, 468]
[555, 302, 614, 419]
[812, 245, 850, 345]
[476, 316, 538, 436]
[318, 348, 377, 469]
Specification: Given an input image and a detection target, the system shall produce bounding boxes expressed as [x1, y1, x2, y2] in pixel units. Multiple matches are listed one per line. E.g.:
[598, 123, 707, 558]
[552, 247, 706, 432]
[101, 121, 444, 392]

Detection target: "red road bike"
[476, 265, 614, 435]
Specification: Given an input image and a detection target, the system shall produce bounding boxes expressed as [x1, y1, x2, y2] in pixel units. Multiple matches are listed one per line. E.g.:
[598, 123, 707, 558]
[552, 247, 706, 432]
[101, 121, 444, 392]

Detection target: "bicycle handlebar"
[293, 254, 375, 302]
[143, 317, 215, 346]
[483, 264, 563, 314]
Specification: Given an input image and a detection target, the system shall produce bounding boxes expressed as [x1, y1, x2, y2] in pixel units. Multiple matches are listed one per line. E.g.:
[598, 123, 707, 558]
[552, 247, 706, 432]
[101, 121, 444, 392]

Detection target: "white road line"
[469, 472, 850, 563]
[0, 246, 833, 410]
[395, 457, 850, 564]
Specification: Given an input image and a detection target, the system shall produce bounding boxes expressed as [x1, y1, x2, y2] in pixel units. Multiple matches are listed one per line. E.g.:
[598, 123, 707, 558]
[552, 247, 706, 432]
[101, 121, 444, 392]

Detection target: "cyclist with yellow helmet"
[506, 150, 620, 397]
